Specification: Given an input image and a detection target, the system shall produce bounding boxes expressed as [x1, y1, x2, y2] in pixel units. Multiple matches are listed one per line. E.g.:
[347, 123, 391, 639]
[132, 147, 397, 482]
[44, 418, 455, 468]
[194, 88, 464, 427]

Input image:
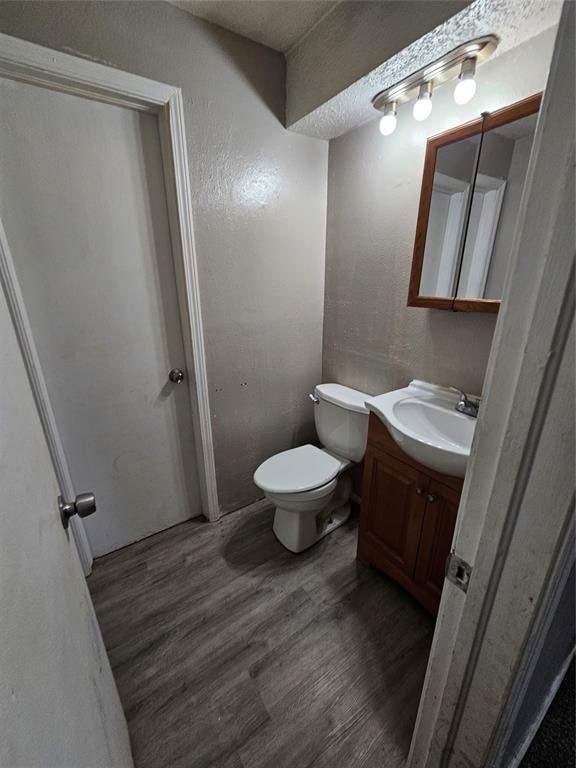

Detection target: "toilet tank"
[313, 384, 370, 463]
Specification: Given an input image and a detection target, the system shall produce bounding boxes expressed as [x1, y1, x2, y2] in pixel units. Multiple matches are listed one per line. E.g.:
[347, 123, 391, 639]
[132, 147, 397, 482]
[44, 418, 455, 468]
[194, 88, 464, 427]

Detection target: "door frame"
[408, 6, 573, 766]
[0, 32, 220, 572]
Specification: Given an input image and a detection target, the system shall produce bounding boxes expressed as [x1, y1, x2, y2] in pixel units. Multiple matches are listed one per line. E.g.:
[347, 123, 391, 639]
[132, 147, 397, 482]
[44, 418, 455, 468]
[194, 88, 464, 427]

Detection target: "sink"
[365, 380, 477, 478]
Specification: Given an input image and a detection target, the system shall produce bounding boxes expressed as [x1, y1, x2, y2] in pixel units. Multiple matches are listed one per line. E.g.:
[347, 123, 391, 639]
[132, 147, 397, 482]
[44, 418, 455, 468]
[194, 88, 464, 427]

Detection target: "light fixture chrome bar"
[383, 100, 397, 117]
[459, 56, 477, 80]
[372, 34, 498, 113]
[417, 81, 433, 99]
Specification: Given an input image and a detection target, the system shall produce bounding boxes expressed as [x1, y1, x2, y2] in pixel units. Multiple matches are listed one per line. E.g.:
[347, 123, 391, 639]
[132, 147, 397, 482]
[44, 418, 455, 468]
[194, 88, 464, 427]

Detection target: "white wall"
[0, 276, 132, 766]
[0, 0, 329, 514]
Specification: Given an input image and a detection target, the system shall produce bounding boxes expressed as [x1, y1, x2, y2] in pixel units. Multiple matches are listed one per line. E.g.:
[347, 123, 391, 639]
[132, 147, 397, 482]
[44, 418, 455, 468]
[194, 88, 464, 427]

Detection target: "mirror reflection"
[419, 110, 538, 302]
[421, 134, 480, 297]
[457, 113, 537, 299]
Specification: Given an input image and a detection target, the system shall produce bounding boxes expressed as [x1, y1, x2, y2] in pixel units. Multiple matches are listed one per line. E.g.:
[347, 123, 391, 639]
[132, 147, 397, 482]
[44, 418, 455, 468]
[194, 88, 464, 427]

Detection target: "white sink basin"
[365, 380, 477, 478]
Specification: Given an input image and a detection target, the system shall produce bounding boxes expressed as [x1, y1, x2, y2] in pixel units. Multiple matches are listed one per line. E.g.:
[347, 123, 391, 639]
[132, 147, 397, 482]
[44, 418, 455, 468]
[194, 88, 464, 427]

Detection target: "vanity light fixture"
[378, 101, 397, 135]
[454, 57, 477, 104]
[372, 35, 498, 135]
[413, 82, 433, 121]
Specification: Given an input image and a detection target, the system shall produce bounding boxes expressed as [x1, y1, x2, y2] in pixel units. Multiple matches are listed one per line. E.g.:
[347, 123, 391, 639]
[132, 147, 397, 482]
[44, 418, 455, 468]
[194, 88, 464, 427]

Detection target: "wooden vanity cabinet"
[357, 413, 463, 616]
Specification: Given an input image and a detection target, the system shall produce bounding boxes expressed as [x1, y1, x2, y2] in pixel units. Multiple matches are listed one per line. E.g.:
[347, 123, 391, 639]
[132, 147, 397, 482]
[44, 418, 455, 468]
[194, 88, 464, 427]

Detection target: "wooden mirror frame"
[407, 93, 542, 313]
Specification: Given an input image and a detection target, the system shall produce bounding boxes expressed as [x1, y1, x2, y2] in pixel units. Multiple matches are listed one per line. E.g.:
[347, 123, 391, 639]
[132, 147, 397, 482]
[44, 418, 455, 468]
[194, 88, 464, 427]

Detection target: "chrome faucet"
[450, 387, 480, 418]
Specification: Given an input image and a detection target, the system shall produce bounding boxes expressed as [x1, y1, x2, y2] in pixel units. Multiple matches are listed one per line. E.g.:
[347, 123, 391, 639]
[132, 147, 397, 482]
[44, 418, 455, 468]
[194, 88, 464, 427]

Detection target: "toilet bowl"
[254, 384, 370, 553]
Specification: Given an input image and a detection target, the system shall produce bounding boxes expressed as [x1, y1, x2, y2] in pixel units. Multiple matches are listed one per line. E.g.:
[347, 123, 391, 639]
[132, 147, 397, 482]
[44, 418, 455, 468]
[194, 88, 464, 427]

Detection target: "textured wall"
[286, 0, 467, 127]
[323, 29, 556, 398]
[0, 1, 328, 514]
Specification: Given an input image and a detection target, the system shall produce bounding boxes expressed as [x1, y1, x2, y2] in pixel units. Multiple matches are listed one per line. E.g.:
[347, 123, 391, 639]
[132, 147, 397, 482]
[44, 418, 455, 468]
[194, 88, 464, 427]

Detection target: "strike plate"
[446, 552, 472, 593]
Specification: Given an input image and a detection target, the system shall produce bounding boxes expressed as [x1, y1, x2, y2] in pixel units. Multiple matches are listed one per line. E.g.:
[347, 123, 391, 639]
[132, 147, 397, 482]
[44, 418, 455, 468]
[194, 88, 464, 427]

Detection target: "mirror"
[408, 94, 541, 313]
[420, 133, 481, 298]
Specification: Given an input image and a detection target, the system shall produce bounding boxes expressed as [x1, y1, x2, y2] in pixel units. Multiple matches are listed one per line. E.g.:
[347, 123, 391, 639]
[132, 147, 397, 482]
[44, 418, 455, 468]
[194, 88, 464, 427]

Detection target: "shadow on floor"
[521, 659, 575, 767]
[221, 502, 339, 574]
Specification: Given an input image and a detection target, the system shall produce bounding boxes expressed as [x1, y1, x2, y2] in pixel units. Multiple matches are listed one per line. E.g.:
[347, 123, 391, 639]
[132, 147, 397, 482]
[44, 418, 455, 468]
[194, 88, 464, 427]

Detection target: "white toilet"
[253, 383, 370, 553]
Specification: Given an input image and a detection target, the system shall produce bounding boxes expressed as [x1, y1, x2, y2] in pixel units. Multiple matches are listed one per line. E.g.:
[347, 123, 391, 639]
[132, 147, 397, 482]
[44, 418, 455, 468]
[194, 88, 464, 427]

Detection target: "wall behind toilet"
[322, 28, 557, 398]
[0, 1, 328, 514]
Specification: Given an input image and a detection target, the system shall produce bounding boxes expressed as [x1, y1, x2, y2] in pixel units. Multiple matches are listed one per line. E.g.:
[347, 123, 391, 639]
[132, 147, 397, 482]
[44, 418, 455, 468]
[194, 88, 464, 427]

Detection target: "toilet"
[254, 383, 370, 553]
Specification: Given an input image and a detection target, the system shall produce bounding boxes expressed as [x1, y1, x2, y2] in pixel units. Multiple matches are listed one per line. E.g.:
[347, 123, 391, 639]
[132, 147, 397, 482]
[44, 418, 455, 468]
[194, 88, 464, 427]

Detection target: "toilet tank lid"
[315, 384, 370, 414]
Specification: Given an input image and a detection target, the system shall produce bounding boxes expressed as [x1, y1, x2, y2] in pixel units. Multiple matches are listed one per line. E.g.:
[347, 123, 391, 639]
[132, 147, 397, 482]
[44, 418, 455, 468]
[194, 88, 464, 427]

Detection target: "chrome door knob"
[59, 492, 96, 529]
[169, 368, 185, 384]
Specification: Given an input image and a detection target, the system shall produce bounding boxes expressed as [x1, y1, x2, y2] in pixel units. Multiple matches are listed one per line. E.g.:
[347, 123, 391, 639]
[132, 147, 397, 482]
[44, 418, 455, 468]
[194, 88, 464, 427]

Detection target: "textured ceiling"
[169, 0, 339, 52]
[288, 0, 563, 139]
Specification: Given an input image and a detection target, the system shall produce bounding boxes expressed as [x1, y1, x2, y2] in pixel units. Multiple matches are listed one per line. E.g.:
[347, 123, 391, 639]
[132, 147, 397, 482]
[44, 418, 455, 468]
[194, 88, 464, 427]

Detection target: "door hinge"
[446, 552, 472, 593]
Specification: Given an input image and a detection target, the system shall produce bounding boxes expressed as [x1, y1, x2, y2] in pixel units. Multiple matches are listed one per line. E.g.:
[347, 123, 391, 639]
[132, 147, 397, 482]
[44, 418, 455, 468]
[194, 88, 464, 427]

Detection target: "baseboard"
[221, 497, 272, 519]
[224, 494, 361, 519]
[507, 647, 575, 768]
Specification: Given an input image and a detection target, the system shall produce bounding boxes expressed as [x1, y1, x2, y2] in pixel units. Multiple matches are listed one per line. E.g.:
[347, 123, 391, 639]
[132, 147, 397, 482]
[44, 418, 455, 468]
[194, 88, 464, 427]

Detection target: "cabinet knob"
[416, 487, 424, 495]
[427, 493, 437, 503]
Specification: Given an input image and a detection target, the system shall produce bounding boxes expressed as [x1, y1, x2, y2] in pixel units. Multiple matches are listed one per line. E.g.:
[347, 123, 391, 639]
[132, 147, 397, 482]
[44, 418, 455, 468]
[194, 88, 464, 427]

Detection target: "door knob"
[59, 492, 96, 530]
[169, 367, 185, 384]
[427, 493, 437, 503]
[415, 488, 425, 495]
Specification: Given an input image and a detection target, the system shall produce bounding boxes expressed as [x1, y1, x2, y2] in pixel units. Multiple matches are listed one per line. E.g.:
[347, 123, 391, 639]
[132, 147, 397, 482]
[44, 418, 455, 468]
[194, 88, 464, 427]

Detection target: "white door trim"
[408, 6, 573, 767]
[0, 32, 220, 573]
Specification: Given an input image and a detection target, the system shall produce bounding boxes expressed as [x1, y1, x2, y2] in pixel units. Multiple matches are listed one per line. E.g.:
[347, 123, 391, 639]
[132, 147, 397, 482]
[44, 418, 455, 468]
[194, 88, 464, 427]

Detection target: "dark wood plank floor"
[88, 504, 434, 768]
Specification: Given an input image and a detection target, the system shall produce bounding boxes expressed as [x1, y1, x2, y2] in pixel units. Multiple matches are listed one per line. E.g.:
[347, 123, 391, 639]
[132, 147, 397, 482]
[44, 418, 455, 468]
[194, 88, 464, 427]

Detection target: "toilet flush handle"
[309, 393, 319, 405]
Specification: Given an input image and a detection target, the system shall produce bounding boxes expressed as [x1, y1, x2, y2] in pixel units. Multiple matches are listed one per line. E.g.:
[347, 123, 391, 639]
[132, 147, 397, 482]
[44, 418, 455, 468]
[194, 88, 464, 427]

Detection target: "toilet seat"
[254, 444, 345, 494]
[266, 477, 338, 504]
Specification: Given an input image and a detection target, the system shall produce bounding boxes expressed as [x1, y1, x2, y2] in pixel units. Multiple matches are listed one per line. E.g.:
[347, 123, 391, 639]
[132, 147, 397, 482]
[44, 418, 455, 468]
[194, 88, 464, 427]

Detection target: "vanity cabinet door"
[413, 480, 460, 613]
[358, 447, 429, 581]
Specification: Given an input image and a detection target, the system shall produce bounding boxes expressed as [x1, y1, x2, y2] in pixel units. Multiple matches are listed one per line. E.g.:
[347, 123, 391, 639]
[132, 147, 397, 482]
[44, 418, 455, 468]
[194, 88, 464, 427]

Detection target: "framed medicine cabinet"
[408, 93, 542, 313]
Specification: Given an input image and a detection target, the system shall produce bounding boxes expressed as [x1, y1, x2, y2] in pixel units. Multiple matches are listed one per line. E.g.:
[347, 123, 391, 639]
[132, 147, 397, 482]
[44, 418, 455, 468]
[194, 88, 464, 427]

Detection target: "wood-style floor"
[88, 504, 434, 768]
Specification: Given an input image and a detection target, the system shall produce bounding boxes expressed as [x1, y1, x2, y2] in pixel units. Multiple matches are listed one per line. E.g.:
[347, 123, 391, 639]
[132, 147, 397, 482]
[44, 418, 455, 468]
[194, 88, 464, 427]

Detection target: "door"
[413, 481, 460, 614]
[408, 9, 574, 766]
[358, 447, 428, 579]
[0, 77, 202, 556]
[0, 275, 132, 766]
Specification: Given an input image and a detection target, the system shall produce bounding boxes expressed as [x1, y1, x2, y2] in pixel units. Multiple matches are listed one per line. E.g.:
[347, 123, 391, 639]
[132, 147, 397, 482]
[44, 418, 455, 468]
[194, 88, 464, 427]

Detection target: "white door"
[0, 270, 133, 766]
[0, 77, 202, 556]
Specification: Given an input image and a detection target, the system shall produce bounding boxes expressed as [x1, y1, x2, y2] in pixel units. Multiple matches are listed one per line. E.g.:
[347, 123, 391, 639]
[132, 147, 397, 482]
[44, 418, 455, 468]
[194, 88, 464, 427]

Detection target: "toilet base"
[273, 501, 351, 554]
[319, 502, 351, 539]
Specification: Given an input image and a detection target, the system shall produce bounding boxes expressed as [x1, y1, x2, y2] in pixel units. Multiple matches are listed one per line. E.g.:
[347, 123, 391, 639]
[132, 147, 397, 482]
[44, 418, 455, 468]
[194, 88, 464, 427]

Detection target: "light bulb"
[454, 57, 477, 105]
[413, 82, 433, 121]
[378, 101, 397, 136]
[379, 113, 397, 136]
[454, 78, 477, 104]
